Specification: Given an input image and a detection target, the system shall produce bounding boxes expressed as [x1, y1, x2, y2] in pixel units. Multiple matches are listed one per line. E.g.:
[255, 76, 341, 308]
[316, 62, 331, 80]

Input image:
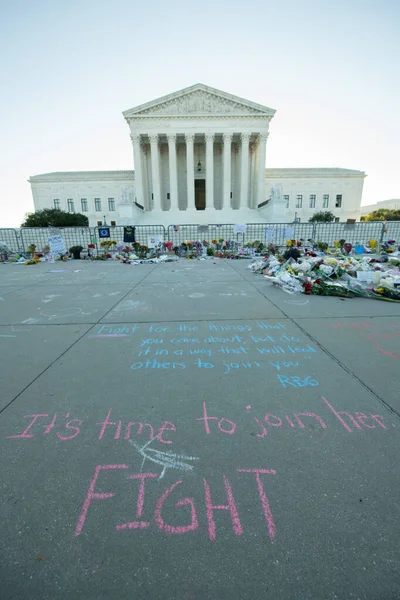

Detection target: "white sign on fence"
[148, 236, 163, 248]
[264, 227, 276, 240]
[48, 235, 66, 256]
[234, 224, 247, 234]
[284, 226, 295, 239]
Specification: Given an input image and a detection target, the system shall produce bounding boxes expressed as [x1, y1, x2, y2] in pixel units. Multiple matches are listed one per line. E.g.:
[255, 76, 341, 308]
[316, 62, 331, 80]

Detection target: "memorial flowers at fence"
[249, 249, 400, 302]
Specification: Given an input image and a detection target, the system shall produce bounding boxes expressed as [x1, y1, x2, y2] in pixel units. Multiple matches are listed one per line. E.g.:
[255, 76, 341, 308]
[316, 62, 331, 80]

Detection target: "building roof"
[29, 171, 135, 182]
[266, 168, 366, 178]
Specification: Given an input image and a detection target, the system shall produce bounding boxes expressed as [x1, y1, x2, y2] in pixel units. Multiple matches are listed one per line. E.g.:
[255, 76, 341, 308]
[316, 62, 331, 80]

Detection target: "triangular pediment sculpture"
[123, 84, 275, 118]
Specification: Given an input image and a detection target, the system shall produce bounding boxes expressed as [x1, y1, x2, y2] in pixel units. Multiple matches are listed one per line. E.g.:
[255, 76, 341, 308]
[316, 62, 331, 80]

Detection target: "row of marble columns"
[131, 132, 269, 211]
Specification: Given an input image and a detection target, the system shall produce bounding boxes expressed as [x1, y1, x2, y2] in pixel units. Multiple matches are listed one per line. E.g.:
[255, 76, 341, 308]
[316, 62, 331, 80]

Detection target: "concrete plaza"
[1, 259, 399, 599]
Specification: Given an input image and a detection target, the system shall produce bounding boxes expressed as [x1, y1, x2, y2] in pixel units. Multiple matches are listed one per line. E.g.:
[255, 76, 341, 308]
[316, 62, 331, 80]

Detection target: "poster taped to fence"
[264, 227, 276, 240]
[284, 226, 295, 239]
[148, 236, 163, 248]
[234, 224, 247, 234]
[198, 225, 209, 233]
[48, 235, 66, 256]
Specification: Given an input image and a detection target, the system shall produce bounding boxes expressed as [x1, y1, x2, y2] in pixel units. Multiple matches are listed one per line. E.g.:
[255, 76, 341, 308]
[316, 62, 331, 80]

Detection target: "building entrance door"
[195, 179, 206, 210]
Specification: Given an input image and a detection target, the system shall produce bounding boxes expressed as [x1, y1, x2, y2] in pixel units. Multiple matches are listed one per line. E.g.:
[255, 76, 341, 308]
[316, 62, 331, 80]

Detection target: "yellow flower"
[376, 287, 384, 294]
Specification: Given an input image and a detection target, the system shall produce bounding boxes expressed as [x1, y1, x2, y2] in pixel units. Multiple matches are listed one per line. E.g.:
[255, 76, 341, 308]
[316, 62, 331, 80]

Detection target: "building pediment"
[123, 84, 276, 119]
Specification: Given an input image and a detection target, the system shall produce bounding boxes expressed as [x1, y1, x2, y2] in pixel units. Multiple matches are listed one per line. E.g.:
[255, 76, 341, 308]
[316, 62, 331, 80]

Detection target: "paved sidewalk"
[1, 259, 399, 600]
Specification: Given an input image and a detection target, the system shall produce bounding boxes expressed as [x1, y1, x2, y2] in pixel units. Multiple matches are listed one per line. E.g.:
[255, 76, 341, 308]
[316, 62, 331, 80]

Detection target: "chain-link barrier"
[244, 223, 316, 246]
[314, 222, 385, 247]
[167, 224, 245, 246]
[20, 227, 93, 253]
[93, 225, 166, 247]
[0, 229, 22, 253]
[381, 221, 400, 244]
[5, 221, 400, 255]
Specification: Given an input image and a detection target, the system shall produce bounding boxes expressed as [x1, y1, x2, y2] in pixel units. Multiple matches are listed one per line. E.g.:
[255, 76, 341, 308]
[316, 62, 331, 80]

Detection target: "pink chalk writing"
[196, 402, 237, 435]
[237, 469, 277, 540]
[96, 409, 176, 444]
[328, 322, 400, 361]
[75, 464, 128, 537]
[116, 473, 157, 530]
[5, 399, 394, 443]
[322, 396, 362, 432]
[7, 414, 49, 439]
[203, 475, 243, 541]
[75, 465, 277, 542]
[154, 481, 199, 534]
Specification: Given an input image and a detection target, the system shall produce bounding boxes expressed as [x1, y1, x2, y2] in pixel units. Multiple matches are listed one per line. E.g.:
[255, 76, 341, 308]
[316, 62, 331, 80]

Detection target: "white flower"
[319, 264, 333, 276]
[380, 277, 394, 289]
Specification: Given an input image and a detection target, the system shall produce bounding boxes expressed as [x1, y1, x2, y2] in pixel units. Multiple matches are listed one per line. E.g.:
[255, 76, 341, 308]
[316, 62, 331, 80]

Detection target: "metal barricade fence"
[0, 229, 21, 253]
[314, 222, 385, 247]
[11, 221, 400, 256]
[94, 225, 166, 247]
[167, 224, 245, 246]
[381, 221, 400, 244]
[244, 223, 316, 246]
[20, 227, 93, 253]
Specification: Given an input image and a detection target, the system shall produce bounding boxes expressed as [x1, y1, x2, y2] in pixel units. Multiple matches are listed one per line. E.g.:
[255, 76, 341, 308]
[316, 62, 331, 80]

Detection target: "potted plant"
[69, 245, 83, 259]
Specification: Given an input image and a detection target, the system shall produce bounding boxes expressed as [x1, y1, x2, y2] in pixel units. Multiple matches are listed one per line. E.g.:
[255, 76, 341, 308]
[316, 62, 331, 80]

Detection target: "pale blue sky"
[1, 0, 398, 226]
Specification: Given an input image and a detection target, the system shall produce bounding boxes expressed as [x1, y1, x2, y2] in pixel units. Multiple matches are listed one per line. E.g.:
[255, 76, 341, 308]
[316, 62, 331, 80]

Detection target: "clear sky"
[0, 0, 398, 226]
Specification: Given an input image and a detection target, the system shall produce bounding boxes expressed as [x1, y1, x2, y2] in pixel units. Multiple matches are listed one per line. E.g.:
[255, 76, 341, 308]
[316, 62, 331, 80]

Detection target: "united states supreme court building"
[29, 84, 366, 226]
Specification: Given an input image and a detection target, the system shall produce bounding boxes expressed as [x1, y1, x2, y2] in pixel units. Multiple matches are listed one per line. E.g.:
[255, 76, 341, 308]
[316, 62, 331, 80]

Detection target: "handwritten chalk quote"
[6, 398, 396, 542]
[89, 321, 319, 387]
[6, 321, 398, 544]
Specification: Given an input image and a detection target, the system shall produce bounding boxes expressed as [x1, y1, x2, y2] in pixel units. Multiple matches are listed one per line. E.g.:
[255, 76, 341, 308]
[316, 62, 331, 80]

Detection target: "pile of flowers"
[249, 247, 400, 302]
[170, 239, 244, 259]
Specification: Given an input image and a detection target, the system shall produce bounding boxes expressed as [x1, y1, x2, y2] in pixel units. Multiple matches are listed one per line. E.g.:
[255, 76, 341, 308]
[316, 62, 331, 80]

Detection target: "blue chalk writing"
[269, 361, 300, 371]
[208, 323, 252, 332]
[217, 346, 249, 355]
[251, 335, 275, 343]
[189, 348, 213, 356]
[257, 346, 286, 355]
[223, 361, 261, 375]
[204, 335, 244, 344]
[195, 358, 214, 368]
[148, 324, 168, 333]
[287, 344, 317, 354]
[178, 324, 199, 331]
[96, 324, 137, 336]
[257, 322, 286, 331]
[140, 338, 164, 347]
[130, 360, 186, 370]
[280, 335, 299, 343]
[277, 375, 319, 388]
[171, 338, 200, 344]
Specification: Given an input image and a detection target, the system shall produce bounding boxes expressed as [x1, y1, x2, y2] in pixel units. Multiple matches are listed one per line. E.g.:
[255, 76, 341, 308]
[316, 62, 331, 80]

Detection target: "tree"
[363, 209, 400, 222]
[308, 211, 335, 223]
[21, 209, 89, 227]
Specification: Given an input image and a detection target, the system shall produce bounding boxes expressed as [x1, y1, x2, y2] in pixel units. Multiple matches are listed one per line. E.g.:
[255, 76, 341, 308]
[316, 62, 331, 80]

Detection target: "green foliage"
[363, 209, 400, 222]
[316, 241, 329, 252]
[206, 247, 215, 256]
[308, 211, 335, 223]
[21, 209, 89, 227]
